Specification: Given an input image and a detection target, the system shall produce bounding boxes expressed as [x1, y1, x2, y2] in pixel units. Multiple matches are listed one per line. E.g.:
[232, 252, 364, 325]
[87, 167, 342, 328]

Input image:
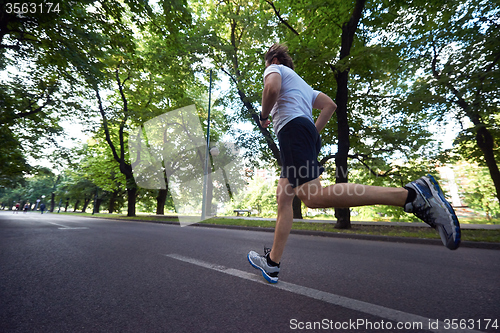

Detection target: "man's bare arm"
[260, 72, 281, 128]
[313, 92, 337, 133]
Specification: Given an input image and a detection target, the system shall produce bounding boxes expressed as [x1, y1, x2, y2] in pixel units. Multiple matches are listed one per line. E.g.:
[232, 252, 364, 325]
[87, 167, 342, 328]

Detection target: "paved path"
[1, 212, 499, 332]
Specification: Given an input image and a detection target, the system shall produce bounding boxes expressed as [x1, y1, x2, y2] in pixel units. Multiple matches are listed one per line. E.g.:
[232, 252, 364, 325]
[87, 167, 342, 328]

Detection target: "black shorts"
[278, 117, 324, 188]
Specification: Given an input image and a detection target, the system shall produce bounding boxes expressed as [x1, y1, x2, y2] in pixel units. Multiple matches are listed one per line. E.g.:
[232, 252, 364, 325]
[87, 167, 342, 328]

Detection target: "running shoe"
[247, 247, 280, 283]
[404, 174, 461, 250]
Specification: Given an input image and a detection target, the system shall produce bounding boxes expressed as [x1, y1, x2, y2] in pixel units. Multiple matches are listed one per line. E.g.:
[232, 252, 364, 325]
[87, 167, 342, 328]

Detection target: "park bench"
[234, 209, 251, 216]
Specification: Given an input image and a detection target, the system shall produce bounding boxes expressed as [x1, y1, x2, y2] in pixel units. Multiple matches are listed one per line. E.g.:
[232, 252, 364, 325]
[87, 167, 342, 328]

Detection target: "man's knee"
[276, 184, 295, 206]
[277, 191, 294, 206]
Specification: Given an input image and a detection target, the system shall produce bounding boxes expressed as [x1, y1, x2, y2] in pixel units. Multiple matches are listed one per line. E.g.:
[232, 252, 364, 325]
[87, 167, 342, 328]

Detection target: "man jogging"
[247, 43, 461, 284]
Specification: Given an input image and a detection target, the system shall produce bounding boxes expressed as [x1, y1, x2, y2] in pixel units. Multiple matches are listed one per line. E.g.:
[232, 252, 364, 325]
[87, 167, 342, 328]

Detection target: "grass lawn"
[199, 218, 500, 243]
[58, 212, 500, 243]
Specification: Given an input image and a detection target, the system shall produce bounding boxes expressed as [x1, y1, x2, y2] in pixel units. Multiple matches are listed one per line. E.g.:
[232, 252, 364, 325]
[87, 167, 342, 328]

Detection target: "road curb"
[82, 215, 500, 250]
[189, 223, 500, 250]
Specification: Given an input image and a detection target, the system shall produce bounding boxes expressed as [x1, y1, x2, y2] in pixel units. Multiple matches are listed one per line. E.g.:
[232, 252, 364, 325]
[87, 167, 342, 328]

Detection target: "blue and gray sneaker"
[247, 247, 280, 283]
[404, 174, 461, 250]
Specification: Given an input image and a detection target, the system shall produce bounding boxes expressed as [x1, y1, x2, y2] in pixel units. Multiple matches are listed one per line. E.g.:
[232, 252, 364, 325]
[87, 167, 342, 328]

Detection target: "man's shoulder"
[264, 64, 282, 75]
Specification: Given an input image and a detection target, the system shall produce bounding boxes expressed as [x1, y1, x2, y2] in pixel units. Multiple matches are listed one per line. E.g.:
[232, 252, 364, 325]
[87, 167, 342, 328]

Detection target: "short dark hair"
[265, 43, 294, 70]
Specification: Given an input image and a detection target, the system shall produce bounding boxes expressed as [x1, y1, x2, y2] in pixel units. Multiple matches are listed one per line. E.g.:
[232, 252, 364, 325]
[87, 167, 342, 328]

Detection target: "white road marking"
[164, 254, 483, 333]
[45, 221, 88, 230]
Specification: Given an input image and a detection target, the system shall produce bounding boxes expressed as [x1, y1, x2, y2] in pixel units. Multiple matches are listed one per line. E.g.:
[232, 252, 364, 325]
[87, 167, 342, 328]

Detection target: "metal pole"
[201, 70, 213, 220]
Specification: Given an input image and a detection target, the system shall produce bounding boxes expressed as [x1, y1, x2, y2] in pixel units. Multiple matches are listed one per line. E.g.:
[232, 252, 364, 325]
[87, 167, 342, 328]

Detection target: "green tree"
[72, 142, 126, 213]
[231, 176, 277, 217]
[5, 166, 60, 211]
[0, 0, 156, 189]
[86, 0, 208, 216]
[192, 0, 280, 161]
[194, 0, 309, 216]
[64, 176, 98, 213]
[0, 125, 28, 188]
[376, 0, 500, 207]
[0, 185, 26, 210]
[457, 162, 500, 220]
[0, 0, 113, 180]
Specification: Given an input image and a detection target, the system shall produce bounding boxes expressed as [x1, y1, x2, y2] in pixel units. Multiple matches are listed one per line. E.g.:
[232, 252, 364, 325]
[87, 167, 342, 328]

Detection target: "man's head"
[265, 43, 294, 70]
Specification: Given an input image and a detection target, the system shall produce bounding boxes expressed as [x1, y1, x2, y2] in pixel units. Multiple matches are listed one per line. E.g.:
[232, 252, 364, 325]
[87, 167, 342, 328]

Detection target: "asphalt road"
[1, 212, 499, 333]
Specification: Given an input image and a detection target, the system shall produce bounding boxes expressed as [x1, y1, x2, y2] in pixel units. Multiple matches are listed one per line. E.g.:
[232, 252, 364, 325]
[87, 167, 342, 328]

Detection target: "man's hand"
[260, 118, 271, 128]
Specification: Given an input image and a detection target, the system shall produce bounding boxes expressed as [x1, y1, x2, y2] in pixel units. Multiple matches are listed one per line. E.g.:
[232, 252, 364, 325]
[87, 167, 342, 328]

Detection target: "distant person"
[14, 202, 20, 214]
[247, 43, 461, 284]
[23, 202, 30, 213]
[40, 203, 46, 214]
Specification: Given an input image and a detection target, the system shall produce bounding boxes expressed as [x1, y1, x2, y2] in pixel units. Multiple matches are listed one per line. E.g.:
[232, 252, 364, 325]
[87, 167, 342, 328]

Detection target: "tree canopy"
[1, 0, 498, 220]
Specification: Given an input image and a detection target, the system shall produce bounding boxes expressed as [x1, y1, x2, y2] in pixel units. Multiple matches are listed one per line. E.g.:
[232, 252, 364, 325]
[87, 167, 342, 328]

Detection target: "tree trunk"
[335, 68, 351, 229]
[333, 0, 366, 229]
[475, 126, 500, 208]
[156, 189, 167, 215]
[73, 199, 80, 212]
[435, 56, 500, 208]
[121, 163, 137, 217]
[49, 192, 55, 213]
[292, 195, 302, 219]
[126, 178, 137, 217]
[126, 187, 137, 217]
[94, 198, 102, 214]
[81, 198, 91, 213]
[108, 191, 116, 213]
[95, 85, 137, 217]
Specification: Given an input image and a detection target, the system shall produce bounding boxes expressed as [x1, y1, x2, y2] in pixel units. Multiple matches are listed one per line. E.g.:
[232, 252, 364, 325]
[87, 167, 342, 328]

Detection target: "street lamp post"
[201, 70, 213, 221]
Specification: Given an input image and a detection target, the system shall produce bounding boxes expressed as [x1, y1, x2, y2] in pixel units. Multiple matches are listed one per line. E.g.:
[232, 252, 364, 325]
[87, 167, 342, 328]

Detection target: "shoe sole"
[247, 253, 278, 284]
[425, 174, 461, 250]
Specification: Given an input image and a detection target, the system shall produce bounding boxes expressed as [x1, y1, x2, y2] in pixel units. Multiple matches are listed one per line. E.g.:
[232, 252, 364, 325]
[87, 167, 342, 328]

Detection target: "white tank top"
[263, 64, 321, 134]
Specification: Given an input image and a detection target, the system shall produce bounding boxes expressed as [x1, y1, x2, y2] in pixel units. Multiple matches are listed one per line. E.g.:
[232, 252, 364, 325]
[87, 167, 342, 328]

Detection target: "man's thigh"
[294, 178, 323, 206]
